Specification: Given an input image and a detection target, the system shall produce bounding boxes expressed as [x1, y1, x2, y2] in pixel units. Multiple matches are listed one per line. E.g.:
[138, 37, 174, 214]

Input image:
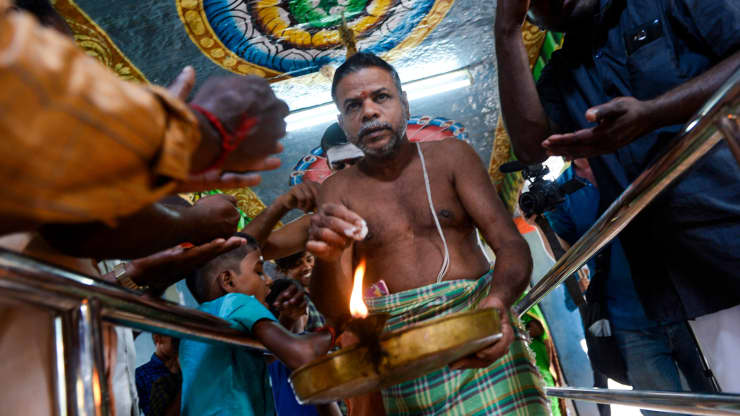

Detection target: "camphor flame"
[349, 260, 368, 318]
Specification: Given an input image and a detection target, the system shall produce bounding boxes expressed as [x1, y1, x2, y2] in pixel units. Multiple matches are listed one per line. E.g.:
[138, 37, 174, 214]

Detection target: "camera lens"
[519, 192, 538, 216]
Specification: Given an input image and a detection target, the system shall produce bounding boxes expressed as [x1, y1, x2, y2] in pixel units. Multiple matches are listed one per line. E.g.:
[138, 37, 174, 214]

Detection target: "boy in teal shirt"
[180, 235, 332, 415]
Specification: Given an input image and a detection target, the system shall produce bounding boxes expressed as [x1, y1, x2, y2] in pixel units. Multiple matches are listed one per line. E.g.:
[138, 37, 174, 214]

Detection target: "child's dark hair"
[331, 52, 403, 101]
[264, 278, 302, 317]
[185, 233, 260, 303]
[275, 251, 306, 272]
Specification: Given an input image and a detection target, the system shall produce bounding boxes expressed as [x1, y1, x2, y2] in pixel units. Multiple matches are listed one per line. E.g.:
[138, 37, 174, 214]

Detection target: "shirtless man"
[307, 53, 548, 415]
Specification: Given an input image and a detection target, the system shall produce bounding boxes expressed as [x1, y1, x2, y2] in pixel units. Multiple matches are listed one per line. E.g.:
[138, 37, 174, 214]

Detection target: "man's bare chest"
[341, 171, 466, 247]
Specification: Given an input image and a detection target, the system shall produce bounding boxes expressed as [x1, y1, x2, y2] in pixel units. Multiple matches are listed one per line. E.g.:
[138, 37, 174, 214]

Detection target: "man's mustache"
[358, 121, 393, 139]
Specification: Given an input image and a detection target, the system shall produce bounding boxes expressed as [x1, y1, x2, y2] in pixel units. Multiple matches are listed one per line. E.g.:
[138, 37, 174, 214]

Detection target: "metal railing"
[547, 388, 740, 416]
[0, 71, 737, 416]
[0, 248, 267, 416]
[515, 68, 740, 317]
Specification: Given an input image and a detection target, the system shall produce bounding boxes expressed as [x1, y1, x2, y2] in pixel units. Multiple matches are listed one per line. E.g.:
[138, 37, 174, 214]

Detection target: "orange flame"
[349, 260, 368, 318]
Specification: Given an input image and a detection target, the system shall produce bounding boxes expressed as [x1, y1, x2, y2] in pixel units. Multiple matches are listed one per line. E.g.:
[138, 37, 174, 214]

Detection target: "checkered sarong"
[365, 271, 550, 416]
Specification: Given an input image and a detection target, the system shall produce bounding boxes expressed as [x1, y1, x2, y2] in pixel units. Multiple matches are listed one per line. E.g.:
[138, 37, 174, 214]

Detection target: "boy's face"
[231, 250, 270, 303]
[285, 252, 315, 287]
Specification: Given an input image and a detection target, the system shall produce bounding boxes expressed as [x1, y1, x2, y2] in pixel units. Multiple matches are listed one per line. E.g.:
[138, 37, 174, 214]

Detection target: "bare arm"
[452, 141, 532, 308]
[449, 140, 532, 370]
[245, 181, 319, 257]
[310, 247, 354, 328]
[494, 0, 551, 163]
[642, 50, 740, 127]
[253, 320, 331, 370]
[39, 194, 240, 259]
[100, 236, 247, 294]
[306, 177, 365, 328]
[260, 215, 311, 260]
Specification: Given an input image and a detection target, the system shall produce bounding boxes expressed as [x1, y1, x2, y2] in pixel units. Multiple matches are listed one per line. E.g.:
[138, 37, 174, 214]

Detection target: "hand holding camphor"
[306, 203, 368, 262]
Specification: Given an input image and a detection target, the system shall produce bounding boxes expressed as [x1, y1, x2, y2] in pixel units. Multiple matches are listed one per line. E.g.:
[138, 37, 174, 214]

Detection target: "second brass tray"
[290, 307, 501, 404]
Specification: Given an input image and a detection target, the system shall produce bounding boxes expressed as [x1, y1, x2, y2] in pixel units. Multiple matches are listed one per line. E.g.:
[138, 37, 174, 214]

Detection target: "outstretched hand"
[542, 96, 658, 159]
[129, 236, 246, 292]
[448, 296, 514, 370]
[270, 280, 308, 313]
[166, 66, 275, 192]
[190, 74, 288, 172]
[185, 194, 241, 243]
[270, 281, 309, 331]
[277, 181, 321, 212]
[306, 203, 367, 262]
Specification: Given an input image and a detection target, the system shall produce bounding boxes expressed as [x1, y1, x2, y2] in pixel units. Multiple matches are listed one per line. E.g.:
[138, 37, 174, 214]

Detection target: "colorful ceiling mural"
[176, 0, 454, 79]
[51, 0, 559, 217]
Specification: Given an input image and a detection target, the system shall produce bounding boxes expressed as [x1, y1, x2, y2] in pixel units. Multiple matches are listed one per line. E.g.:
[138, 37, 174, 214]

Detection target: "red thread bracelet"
[315, 325, 337, 349]
[191, 104, 258, 173]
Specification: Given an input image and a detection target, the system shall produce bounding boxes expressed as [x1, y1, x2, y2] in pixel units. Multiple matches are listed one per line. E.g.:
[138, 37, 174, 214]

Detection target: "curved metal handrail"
[547, 388, 740, 416]
[515, 68, 740, 316]
[0, 248, 267, 351]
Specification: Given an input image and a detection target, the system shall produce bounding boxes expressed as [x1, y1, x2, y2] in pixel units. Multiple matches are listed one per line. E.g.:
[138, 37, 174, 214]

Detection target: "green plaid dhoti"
[365, 271, 550, 416]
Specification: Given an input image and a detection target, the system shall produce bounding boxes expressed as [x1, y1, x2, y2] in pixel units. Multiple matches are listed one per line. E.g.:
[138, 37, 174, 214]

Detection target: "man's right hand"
[495, 0, 530, 34]
[306, 203, 367, 262]
[190, 75, 289, 173]
[185, 194, 241, 243]
[276, 181, 321, 212]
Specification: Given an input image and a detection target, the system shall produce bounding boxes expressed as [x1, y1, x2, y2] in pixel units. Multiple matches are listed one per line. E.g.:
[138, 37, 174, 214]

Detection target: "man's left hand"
[448, 295, 514, 370]
[542, 96, 657, 159]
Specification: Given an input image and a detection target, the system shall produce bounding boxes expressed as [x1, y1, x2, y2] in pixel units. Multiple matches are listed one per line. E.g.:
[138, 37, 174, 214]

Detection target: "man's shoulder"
[319, 165, 358, 196]
[420, 138, 480, 169]
[420, 137, 472, 156]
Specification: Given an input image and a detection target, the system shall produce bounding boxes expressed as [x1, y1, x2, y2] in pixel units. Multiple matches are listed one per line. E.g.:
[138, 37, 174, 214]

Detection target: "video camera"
[499, 161, 585, 217]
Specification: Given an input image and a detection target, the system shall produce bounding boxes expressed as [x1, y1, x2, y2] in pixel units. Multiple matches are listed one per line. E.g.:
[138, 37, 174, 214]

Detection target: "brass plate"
[290, 308, 501, 404]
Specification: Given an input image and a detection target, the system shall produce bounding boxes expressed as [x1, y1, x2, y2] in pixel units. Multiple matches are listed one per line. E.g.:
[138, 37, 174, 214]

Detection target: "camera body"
[519, 165, 568, 217]
[499, 161, 585, 217]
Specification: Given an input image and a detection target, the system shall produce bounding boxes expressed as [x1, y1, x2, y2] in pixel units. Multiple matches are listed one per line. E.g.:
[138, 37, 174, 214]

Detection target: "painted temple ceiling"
[52, 0, 556, 216]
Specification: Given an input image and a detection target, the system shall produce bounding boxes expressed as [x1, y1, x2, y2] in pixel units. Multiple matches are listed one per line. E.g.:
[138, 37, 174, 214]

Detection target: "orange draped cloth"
[0, 0, 200, 226]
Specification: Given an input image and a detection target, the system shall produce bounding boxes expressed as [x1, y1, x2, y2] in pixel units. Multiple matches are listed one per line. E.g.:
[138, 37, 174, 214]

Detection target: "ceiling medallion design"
[176, 0, 454, 79]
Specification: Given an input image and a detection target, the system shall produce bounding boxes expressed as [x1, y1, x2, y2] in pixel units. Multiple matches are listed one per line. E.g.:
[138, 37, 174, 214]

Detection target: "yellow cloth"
[0, 1, 200, 225]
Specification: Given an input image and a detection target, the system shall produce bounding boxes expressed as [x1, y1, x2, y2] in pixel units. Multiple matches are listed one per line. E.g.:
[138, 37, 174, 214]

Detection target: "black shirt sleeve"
[536, 50, 575, 134]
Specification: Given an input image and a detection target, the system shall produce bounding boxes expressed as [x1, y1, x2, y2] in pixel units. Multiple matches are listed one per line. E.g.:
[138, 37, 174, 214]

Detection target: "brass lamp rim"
[290, 307, 502, 404]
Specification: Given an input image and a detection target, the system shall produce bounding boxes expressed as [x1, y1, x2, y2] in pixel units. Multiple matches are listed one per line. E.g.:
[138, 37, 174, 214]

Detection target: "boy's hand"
[270, 280, 307, 313]
[276, 181, 321, 212]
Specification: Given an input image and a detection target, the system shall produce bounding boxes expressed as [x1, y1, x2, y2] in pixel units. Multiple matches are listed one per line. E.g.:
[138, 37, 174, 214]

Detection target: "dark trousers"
[614, 321, 716, 416]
